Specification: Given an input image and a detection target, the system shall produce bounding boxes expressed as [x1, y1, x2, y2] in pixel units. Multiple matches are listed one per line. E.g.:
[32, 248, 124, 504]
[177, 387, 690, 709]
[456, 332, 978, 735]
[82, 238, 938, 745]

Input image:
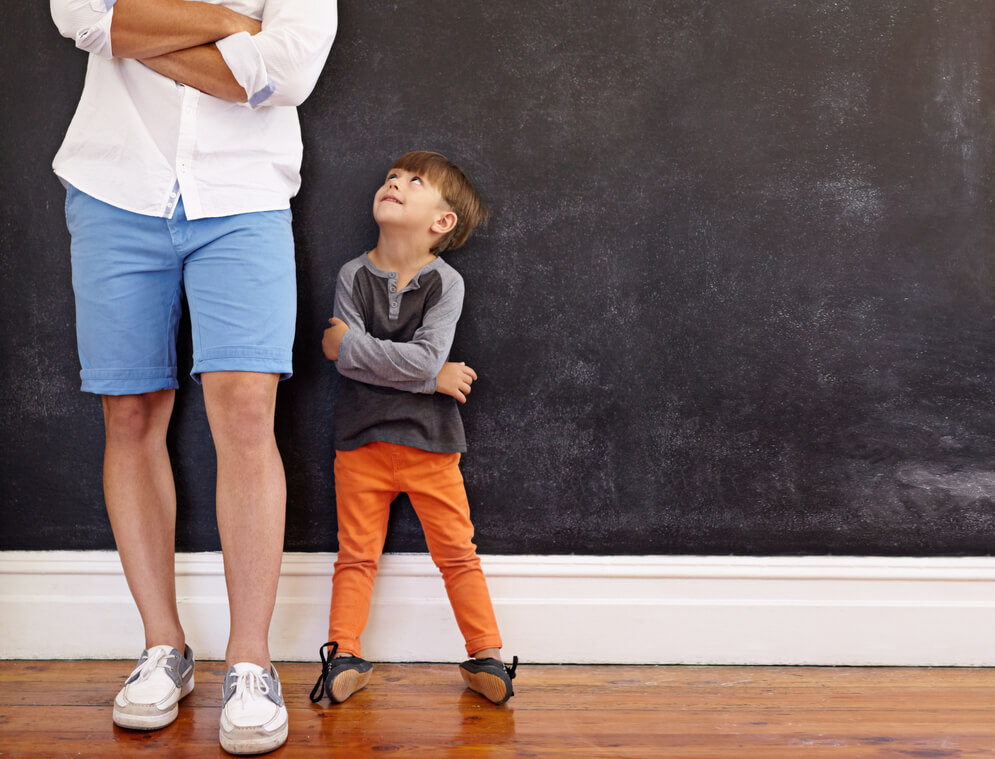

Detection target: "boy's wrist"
[333, 326, 354, 364]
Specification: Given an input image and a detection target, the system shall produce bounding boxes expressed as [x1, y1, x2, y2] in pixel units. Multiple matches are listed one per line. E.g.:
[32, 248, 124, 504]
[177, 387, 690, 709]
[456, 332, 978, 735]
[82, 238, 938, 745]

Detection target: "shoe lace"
[506, 656, 519, 681]
[129, 648, 174, 683]
[232, 668, 271, 707]
[309, 641, 339, 703]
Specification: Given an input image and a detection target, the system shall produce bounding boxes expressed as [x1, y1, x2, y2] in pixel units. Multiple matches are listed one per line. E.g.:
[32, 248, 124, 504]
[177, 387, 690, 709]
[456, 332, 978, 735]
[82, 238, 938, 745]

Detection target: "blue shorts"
[65, 185, 296, 395]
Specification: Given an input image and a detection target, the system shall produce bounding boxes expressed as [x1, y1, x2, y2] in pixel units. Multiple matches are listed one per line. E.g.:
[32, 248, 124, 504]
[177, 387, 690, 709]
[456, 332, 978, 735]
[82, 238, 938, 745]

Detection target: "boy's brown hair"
[390, 150, 489, 254]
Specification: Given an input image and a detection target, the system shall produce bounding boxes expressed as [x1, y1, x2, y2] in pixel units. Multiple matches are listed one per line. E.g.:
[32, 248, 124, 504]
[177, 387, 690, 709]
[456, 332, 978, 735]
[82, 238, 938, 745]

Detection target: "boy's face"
[373, 167, 453, 235]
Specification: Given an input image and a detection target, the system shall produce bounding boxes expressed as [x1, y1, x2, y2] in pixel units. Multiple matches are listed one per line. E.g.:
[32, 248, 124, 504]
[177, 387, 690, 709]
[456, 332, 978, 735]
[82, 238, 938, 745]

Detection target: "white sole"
[219, 723, 289, 756]
[112, 674, 194, 730]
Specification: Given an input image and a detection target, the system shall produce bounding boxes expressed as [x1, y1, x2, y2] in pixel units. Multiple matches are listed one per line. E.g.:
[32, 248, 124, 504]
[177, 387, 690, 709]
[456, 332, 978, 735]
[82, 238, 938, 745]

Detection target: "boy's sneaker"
[113, 644, 195, 730]
[219, 663, 288, 756]
[459, 655, 518, 705]
[309, 641, 373, 704]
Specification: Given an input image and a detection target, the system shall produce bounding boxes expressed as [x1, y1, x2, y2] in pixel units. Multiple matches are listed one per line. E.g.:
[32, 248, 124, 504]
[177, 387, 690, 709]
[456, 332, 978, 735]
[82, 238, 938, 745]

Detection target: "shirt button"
[389, 285, 397, 293]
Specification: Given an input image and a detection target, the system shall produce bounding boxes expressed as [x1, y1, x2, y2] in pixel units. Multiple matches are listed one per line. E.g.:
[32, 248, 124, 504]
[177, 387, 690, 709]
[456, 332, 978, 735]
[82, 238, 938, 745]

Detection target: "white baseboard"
[3, 551, 995, 665]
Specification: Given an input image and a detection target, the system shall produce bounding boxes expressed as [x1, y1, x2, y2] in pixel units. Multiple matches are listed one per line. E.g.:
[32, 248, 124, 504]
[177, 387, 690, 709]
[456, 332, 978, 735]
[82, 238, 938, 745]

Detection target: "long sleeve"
[330, 257, 467, 453]
[337, 282, 462, 384]
[335, 358, 438, 395]
[332, 262, 466, 394]
[51, 0, 117, 58]
[215, 0, 336, 108]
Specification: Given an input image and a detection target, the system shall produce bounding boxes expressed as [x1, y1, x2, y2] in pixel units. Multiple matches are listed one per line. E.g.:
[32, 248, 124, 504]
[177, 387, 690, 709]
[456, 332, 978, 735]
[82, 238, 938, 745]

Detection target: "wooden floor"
[2, 661, 995, 758]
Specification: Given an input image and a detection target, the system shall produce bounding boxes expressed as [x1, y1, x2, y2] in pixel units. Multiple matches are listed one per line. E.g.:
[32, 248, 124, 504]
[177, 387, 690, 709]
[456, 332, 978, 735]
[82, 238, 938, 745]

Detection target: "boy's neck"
[370, 229, 438, 274]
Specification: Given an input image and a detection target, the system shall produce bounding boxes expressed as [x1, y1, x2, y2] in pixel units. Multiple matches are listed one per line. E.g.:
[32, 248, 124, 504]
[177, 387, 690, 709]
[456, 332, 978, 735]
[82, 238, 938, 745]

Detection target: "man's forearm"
[141, 45, 246, 102]
[111, 0, 259, 59]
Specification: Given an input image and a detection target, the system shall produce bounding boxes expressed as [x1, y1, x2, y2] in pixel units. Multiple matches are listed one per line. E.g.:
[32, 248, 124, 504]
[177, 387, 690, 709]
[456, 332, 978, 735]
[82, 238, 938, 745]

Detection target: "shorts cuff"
[80, 367, 179, 396]
[191, 347, 293, 383]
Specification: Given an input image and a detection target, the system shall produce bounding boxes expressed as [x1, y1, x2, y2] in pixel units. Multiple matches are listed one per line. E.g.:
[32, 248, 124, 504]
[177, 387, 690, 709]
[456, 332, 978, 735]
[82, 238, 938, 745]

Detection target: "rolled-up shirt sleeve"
[51, 0, 117, 59]
[216, 0, 336, 108]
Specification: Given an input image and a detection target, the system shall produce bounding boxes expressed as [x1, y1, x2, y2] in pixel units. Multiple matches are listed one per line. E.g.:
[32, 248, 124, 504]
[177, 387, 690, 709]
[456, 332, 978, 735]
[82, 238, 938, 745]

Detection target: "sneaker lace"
[309, 641, 339, 703]
[232, 668, 271, 707]
[129, 648, 174, 683]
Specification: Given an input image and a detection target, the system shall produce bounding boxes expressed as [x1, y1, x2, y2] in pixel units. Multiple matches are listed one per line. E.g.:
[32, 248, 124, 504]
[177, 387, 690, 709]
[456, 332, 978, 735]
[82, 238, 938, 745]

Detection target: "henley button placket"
[388, 273, 399, 316]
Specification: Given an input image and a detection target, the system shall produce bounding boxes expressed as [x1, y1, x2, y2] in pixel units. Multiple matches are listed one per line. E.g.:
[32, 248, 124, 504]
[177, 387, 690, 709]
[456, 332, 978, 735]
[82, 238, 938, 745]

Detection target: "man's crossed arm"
[52, 0, 336, 105]
[113, 0, 256, 101]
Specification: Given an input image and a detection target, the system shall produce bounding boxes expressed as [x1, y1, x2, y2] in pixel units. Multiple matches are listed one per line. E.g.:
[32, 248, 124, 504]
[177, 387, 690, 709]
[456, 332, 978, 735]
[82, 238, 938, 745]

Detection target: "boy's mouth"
[382, 194, 402, 204]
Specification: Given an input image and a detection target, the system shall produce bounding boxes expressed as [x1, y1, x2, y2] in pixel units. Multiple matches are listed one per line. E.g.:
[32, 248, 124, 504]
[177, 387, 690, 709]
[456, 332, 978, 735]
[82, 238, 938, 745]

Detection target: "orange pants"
[328, 441, 503, 657]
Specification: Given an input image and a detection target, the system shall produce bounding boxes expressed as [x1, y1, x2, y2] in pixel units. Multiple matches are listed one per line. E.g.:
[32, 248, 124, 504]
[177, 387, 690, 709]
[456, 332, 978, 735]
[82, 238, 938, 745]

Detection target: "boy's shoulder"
[337, 252, 370, 280]
[424, 255, 463, 286]
[419, 258, 465, 305]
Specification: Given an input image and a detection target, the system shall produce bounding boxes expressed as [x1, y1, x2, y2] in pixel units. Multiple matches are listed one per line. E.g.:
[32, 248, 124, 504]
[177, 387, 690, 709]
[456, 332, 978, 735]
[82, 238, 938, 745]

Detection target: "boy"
[311, 151, 517, 706]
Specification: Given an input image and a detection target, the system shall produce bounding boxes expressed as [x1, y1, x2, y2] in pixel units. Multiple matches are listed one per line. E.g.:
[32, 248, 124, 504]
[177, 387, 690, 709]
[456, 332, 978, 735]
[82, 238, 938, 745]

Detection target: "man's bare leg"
[102, 390, 185, 651]
[201, 371, 285, 668]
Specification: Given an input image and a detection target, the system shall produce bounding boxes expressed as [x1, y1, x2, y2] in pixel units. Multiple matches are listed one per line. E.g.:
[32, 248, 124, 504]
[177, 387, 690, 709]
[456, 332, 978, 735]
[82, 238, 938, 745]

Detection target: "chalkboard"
[2, 1, 994, 556]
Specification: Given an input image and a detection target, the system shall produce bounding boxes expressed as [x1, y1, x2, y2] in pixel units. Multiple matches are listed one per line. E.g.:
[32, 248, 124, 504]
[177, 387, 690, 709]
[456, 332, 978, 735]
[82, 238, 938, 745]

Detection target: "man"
[50, 0, 336, 753]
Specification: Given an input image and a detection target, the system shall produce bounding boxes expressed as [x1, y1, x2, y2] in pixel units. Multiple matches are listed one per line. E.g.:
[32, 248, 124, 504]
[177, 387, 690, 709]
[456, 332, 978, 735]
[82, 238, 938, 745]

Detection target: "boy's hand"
[436, 362, 477, 403]
[322, 317, 350, 361]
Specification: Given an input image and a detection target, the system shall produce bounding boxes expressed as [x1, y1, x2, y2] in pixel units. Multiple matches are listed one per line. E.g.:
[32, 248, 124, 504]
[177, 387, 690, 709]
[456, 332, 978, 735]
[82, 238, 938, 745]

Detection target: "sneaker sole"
[112, 676, 194, 730]
[330, 668, 372, 703]
[219, 722, 289, 756]
[459, 668, 512, 705]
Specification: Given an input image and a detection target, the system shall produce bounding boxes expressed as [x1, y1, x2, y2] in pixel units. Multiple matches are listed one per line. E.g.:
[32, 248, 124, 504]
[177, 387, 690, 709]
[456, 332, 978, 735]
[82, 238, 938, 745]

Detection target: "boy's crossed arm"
[324, 268, 477, 403]
[323, 317, 476, 403]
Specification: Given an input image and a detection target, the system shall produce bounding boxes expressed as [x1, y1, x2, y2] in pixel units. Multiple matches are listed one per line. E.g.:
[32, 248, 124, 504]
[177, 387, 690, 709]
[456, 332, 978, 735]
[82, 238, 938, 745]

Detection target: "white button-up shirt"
[51, 0, 337, 219]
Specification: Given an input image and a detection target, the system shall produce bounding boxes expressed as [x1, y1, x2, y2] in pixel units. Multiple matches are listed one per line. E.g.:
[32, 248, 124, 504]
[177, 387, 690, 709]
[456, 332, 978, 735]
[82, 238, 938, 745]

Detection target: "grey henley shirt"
[332, 252, 467, 453]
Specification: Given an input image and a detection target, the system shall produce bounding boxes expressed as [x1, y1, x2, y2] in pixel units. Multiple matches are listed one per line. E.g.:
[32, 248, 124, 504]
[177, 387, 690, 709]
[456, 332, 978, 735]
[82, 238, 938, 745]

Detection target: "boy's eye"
[410, 176, 422, 185]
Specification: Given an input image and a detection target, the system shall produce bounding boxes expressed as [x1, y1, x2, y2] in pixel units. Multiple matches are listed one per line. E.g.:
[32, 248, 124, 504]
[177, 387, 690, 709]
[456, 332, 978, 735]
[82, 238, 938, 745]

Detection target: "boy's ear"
[431, 210, 458, 235]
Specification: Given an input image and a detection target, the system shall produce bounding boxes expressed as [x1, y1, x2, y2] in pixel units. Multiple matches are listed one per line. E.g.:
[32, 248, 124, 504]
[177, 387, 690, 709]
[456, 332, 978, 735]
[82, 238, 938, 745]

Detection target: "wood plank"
[2, 662, 995, 758]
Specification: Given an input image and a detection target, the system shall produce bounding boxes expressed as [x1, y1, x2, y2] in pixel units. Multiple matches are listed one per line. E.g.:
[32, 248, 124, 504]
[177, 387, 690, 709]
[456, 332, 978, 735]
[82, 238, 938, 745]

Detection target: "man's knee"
[102, 391, 173, 445]
[202, 372, 279, 443]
